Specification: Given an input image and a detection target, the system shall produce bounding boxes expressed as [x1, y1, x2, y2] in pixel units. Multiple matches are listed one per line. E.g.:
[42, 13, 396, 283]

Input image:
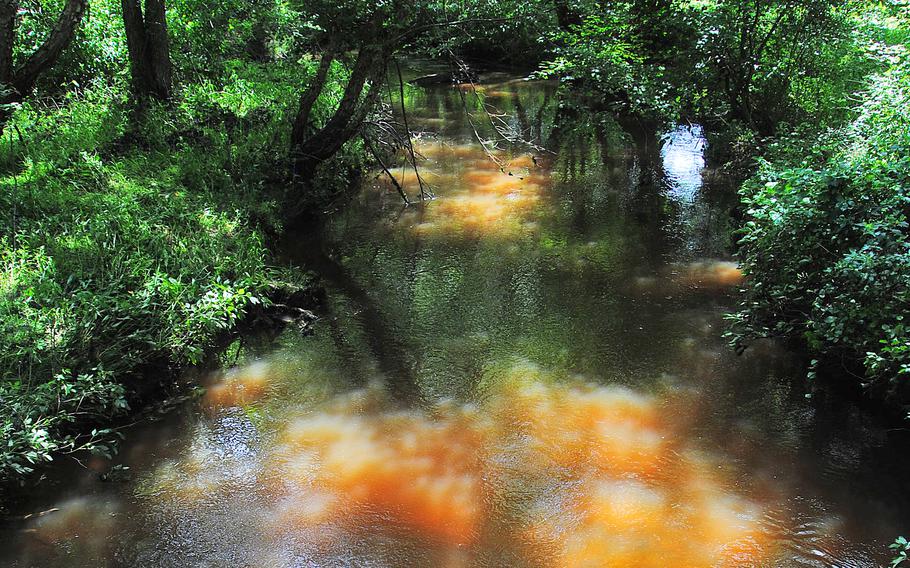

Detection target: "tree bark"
[0, 0, 86, 136]
[0, 0, 17, 86]
[290, 47, 336, 148]
[291, 46, 388, 182]
[121, 0, 146, 93]
[122, 0, 172, 100]
[144, 0, 171, 98]
[13, 0, 87, 95]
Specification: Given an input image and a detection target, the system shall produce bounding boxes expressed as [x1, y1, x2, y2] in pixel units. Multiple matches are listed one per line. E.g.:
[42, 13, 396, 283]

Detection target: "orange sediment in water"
[151, 369, 776, 564]
[266, 394, 488, 546]
[419, 191, 540, 237]
[407, 151, 548, 238]
[675, 260, 744, 289]
[485, 380, 667, 479]
[503, 154, 537, 170]
[412, 140, 481, 160]
[461, 169, 503, 186]
[374, 168, 443, 191]
[203, 361, 271, 409]
[492, 376, 770, 566]
[524, 465, 769, 567]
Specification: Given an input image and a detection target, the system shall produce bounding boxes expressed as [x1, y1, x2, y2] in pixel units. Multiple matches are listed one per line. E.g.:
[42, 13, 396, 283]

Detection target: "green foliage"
[693, 0, 865, 132]
[12, 0, 127, 94]
[893, 536, 910, 567]
[0, 55, 347, 482]
[421, 0, 554, 65]
[538, 1, 687, 116]
[538, 0, 878, 131]
[168, 0, 309, 80]
[0, 368, 127, 477]
[729, 57, 910, 411]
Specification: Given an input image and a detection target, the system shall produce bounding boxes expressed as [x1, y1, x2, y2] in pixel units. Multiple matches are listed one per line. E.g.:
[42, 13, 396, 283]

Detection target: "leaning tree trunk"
[0, 0, 16, 87]
[290, 47, 337, 148]
[122, 0, 172, 101]
[290, 46, 388, 183]
[0, 0, 87, 135]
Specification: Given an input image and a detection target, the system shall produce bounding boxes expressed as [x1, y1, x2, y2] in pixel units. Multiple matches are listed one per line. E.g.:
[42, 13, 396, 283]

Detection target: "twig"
[394, 59, 432, 200]
[364, 135, 410, 205]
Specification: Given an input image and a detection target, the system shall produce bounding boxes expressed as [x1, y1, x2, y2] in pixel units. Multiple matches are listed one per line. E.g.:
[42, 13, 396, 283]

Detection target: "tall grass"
[0, 59, 359, 483]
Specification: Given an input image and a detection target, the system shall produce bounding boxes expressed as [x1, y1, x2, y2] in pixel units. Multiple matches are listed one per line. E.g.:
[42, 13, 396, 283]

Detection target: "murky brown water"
[1, 64, 908, 567]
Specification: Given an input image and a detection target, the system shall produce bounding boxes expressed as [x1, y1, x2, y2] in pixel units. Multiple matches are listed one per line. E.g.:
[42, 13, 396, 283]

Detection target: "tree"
[0, 0, 88, 131]
[286, 1, 418, 200]
[290, 45, 389, 186]
[121, 0, 172, 100]
[700, 0, 851, 135]
[553, 0, 582, 31]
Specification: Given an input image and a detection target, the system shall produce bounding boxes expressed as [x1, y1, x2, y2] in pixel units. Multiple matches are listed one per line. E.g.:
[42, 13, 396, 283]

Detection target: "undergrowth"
[0, 60, 362, 485]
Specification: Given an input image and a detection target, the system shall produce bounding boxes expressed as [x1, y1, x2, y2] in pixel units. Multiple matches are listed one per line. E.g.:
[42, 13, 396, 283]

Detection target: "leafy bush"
[893, 536, 910, 567]
[537, 1, 877, 134]
[729, 58, 910, 414]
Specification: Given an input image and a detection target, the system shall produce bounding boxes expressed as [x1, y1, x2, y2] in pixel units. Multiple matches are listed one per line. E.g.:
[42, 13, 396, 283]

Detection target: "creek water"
[1, 65, 908, 567]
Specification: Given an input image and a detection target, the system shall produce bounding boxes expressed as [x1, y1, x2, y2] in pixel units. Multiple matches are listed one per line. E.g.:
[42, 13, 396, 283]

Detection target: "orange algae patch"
[474, 177, 539, 196]
[675, 260, 744, 289]
[487, 376, 772, 567]
[524, 472, 771, 567]
[412, 140, 480, 160]
[267, 397, 489, 546]
[422, 192, 541, 236]
[504, 154, 538, 170]
[461, 169, 503, 186]
[203, 361, 271, 409]
[487, 379, 666, 479]
[410, 156, 547, 238]
[386, 168, 441, 189]
[185, 370, 775, 564]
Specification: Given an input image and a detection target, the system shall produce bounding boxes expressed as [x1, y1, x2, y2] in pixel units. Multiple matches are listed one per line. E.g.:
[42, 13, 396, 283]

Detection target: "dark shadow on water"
[281, 221, 420, 404]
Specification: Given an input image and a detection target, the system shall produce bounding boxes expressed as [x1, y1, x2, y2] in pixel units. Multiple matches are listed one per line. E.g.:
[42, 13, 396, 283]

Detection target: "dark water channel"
[1, 64, 908, 567]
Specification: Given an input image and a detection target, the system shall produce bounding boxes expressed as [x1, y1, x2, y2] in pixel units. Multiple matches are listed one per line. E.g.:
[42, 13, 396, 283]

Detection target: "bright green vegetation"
[0, 0, 362, 483]
[536, 1, 910, 418]
[0, 0, 548, 488]
[731, 57, 910, 412]
[0, 81, 299, 479]
[0, 6, 909, 557]
[895, 536, 910, 567]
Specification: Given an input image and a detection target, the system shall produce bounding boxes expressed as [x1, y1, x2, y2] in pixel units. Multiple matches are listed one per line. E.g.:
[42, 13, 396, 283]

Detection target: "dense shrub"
[729, 59, 910, 415]
[537, 1, 877, 135]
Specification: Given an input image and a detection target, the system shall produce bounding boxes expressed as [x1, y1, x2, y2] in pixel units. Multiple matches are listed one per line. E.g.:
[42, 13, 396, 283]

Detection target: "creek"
[1, 63, 907, 567]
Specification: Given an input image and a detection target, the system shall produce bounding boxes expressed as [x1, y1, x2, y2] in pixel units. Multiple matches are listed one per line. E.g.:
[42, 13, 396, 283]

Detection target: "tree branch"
[291, 44, 336, 148]
[13, 0, 86, 95]
[0, 0, 18, 85]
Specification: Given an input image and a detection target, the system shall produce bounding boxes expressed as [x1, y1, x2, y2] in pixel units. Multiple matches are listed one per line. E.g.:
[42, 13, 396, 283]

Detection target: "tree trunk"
[13, 0, 86, 95]
[291, 46, 387, 182]
[0, 0, 86, 136]
[290, 48, 336, 148]
[144, 0, 171, 98]
[0, 0, 17, 86]
[553, 0, 582, 31]
[122, 0, 172, 100]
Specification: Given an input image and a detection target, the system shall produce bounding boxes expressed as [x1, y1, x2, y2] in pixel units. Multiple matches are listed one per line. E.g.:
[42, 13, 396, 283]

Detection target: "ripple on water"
[128, 362, 782, 566]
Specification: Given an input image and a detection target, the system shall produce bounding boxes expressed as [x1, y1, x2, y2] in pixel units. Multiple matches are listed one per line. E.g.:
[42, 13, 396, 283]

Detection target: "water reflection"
[660, 125, 706, 203]
[139, 365, 774, 566]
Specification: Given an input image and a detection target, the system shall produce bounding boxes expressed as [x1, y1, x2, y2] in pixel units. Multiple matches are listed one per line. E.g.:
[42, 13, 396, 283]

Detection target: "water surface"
[1, 66, 908, 568]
